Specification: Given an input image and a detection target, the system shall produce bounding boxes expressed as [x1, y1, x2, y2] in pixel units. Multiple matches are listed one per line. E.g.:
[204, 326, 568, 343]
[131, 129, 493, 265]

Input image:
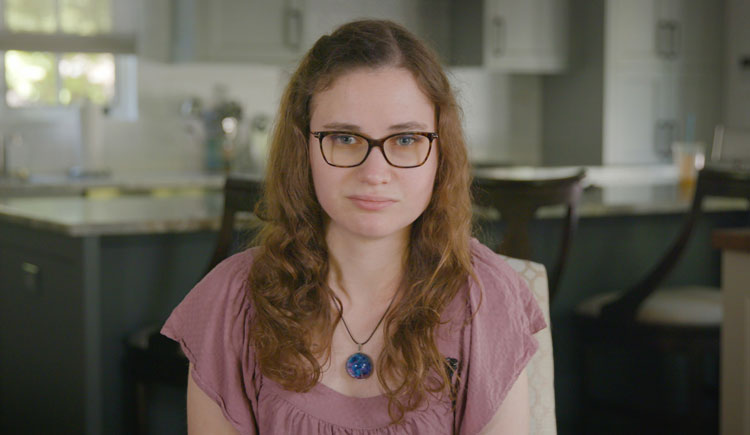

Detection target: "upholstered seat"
[504, 256, 557, 435]
[576, 286, 722, 326]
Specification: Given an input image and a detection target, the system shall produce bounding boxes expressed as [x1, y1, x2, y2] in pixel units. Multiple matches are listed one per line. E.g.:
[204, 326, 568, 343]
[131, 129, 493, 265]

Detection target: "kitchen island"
[0, 190, 235, 435]
[0, 166, 747, 434]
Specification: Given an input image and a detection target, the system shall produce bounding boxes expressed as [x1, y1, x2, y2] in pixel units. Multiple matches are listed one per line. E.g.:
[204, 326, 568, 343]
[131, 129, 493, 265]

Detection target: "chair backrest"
[600, 166, 750, 323]
[503, 256, 557, 435]
[711, 125, 750, 165]
[206, 173, 264, 274]
[472, 168, 586, 301]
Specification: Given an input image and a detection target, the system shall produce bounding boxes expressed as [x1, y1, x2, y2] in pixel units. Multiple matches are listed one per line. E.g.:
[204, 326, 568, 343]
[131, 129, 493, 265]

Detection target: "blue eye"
[332, 135, 358, 145]
[395, 135, 416, 146]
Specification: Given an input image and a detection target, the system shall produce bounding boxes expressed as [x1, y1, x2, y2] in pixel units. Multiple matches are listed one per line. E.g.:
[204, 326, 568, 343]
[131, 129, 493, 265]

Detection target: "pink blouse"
[161, 238, 547, 434]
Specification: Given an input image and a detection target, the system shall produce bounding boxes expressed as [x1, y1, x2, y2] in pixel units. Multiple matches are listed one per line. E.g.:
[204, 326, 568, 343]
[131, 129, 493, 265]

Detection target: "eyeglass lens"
[321, 133, 431, 167]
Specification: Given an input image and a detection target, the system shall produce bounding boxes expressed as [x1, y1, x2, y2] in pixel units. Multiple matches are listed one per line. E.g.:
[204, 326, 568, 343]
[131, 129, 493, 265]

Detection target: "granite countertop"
[0, 192, 228, 236]
[0, 171, 226, 197]
[0, 166, 747, 237]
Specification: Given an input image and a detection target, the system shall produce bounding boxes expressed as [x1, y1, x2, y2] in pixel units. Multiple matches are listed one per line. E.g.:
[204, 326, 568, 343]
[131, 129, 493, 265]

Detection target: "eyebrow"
[320, 121, 430, 132]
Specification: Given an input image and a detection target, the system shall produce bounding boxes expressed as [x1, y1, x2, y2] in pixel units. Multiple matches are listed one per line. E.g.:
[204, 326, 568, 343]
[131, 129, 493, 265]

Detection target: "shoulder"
[467, 238, 527, 307]
[162, 247, 260, 353]
[466, 238, 547, 333]
[454, 239, 547, 434]
[181, 247, 259, 310]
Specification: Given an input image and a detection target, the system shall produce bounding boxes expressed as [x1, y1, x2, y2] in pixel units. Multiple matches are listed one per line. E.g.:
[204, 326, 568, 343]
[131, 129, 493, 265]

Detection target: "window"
[0, 0, 136, 116]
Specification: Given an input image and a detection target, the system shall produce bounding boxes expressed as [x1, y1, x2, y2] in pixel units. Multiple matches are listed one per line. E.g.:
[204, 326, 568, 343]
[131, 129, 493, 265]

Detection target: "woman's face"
[309, 66, 439, 242]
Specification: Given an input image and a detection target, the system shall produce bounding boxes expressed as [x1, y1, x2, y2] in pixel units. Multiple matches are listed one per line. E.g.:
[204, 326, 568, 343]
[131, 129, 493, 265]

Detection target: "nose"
[358, 146, 392, 185]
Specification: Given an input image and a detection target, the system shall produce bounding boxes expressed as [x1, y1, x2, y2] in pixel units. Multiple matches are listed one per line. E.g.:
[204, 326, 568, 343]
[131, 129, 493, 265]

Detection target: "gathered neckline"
[314, 379, 387, 400]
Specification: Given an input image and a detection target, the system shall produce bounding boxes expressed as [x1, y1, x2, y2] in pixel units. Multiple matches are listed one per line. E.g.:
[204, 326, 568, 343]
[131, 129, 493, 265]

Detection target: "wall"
[724, 0, 750, 129]
[103, 59, 286, 173]
[541, 0, 604, 166]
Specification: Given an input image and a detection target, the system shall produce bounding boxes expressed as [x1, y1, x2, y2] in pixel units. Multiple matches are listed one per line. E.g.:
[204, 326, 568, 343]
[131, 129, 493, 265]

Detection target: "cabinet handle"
[492, 15, 505, 57]
[656, 20, 671, 58]
[21, 262, 41, 295]
[668, 21, 680, 58]
[656, 20, 680, 59]
[655, 120, 676, 159]
[284, 7, 302, 50]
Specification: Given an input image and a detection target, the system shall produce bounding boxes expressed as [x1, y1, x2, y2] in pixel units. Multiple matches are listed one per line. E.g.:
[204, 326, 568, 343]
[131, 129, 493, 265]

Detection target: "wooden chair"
[123, 173, 263, 434]
[472, 168, 586, 301]
[573, 165, 750, 434]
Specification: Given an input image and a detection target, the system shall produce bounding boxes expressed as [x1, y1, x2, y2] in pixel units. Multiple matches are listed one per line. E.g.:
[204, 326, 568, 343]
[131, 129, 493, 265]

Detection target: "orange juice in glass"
[672, 141, 705, 194]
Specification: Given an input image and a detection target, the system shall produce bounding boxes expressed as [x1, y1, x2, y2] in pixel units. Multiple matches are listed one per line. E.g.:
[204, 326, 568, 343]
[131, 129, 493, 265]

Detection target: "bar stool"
[574, 165, 750, 434]
[472, 167, 586, 301]
[123, 173, 263, 434]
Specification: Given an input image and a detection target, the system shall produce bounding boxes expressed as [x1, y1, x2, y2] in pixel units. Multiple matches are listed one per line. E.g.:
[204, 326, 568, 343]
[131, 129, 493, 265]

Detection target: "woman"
[162, 19, 547, 434]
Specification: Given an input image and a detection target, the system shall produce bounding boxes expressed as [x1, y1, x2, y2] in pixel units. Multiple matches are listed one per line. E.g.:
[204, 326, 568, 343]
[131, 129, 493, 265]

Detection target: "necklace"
[334, 294, 396, 380]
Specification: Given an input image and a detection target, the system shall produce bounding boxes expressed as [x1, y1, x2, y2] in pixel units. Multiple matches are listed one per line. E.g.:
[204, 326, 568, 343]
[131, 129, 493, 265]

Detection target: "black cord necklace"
[334, 294, 396, 380]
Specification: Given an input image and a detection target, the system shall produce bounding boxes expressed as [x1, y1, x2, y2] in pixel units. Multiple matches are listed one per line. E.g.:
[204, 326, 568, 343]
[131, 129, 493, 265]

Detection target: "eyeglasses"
[311, 131, 438, 168]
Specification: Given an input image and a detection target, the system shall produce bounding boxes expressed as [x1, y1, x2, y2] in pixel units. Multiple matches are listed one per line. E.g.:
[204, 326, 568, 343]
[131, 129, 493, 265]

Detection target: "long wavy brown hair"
[247, 19, 476, 424]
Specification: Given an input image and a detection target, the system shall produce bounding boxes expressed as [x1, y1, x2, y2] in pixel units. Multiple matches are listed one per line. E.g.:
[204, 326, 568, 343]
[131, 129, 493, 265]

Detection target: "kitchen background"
[1, 0, 749, 434]
[1, 0, 746, 178]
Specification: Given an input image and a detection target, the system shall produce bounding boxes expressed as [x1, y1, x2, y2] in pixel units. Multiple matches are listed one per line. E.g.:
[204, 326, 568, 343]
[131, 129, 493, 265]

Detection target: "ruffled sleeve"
[454, 239, 548, 434]
[160, 248, 260, 435]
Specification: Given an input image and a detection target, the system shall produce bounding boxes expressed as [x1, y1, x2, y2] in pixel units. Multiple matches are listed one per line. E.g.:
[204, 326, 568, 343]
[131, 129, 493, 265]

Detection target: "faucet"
[0, 134, 7, 178]
[0, 133, 21, 179]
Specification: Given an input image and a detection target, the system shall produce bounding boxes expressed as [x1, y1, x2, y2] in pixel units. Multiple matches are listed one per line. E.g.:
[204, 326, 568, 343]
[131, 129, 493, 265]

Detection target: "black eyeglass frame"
[311, 131, 438, 168]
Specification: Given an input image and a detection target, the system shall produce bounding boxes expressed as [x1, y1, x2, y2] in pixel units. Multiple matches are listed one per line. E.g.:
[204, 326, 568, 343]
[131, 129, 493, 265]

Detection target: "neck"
[326, 229, 409, 308]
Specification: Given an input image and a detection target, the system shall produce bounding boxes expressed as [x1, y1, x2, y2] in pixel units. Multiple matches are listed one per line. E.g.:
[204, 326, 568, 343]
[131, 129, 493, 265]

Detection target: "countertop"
[0, 171, 226, 197]
[0, 166, 747, 236]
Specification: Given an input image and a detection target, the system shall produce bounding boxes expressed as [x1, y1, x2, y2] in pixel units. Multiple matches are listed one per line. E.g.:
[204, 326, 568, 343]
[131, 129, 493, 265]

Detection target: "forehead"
[309, 67, 435, 132]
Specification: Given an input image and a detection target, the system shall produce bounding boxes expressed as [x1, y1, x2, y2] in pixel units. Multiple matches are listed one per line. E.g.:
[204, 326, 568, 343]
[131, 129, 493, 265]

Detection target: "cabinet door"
[607, 0, 721, 70]
[604, 0, 722, 164]
[604, 71, 677, 164]
[176, 0, 305, 64]
[302, 0, 434, 53]
[0, 246, 85, 433]
[484, 0, 567, 73]
[606, 0, 660, 69]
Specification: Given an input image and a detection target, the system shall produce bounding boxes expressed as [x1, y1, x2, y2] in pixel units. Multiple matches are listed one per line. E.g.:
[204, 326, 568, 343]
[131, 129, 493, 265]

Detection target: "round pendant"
[345, 352, 373, 379]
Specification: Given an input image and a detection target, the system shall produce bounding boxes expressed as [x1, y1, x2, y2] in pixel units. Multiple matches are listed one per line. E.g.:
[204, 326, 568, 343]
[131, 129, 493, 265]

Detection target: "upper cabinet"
[607, 0, 721, 71]
[140, 0, 566, 72]
[483, 0, 568, 73]
[140, 0, 446, 65]
[171, 0, 305, 64]
[603, 0, 723, 164]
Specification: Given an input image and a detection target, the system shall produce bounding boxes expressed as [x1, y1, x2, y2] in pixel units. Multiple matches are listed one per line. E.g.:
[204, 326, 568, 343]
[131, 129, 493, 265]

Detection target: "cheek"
[410, 162, 439, 210]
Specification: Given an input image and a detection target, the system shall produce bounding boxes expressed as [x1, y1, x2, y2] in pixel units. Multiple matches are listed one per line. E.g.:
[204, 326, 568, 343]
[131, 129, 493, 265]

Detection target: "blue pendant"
[345, 352, 373, 379]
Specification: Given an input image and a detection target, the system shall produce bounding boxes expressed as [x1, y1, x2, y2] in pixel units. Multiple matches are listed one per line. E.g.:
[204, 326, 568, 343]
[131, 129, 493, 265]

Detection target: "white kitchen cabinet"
[144, 0, 442, 65]
[482, 0, 568, 73]
[303, 0, 422, 49]
[171, 0, 305, 64]
[602, 0, 722, 164]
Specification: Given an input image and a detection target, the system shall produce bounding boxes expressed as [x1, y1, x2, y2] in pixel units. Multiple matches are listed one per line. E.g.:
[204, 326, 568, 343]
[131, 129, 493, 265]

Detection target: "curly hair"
[246, 19, 476, 424]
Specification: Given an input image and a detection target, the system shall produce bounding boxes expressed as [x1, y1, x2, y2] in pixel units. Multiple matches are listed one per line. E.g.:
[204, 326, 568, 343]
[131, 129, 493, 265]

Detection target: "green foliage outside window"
[5, 0, 57, 33]
[3, 0, 115, 107]
[60, 0, 112, 35]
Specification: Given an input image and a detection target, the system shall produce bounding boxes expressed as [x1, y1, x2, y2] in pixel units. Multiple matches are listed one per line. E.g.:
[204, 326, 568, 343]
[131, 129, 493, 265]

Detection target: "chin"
[345, 221, 411, 241]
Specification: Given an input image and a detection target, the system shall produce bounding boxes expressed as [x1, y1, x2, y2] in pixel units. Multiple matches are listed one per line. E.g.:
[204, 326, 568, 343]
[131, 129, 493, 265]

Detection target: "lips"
[347, 195, 397, 211]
